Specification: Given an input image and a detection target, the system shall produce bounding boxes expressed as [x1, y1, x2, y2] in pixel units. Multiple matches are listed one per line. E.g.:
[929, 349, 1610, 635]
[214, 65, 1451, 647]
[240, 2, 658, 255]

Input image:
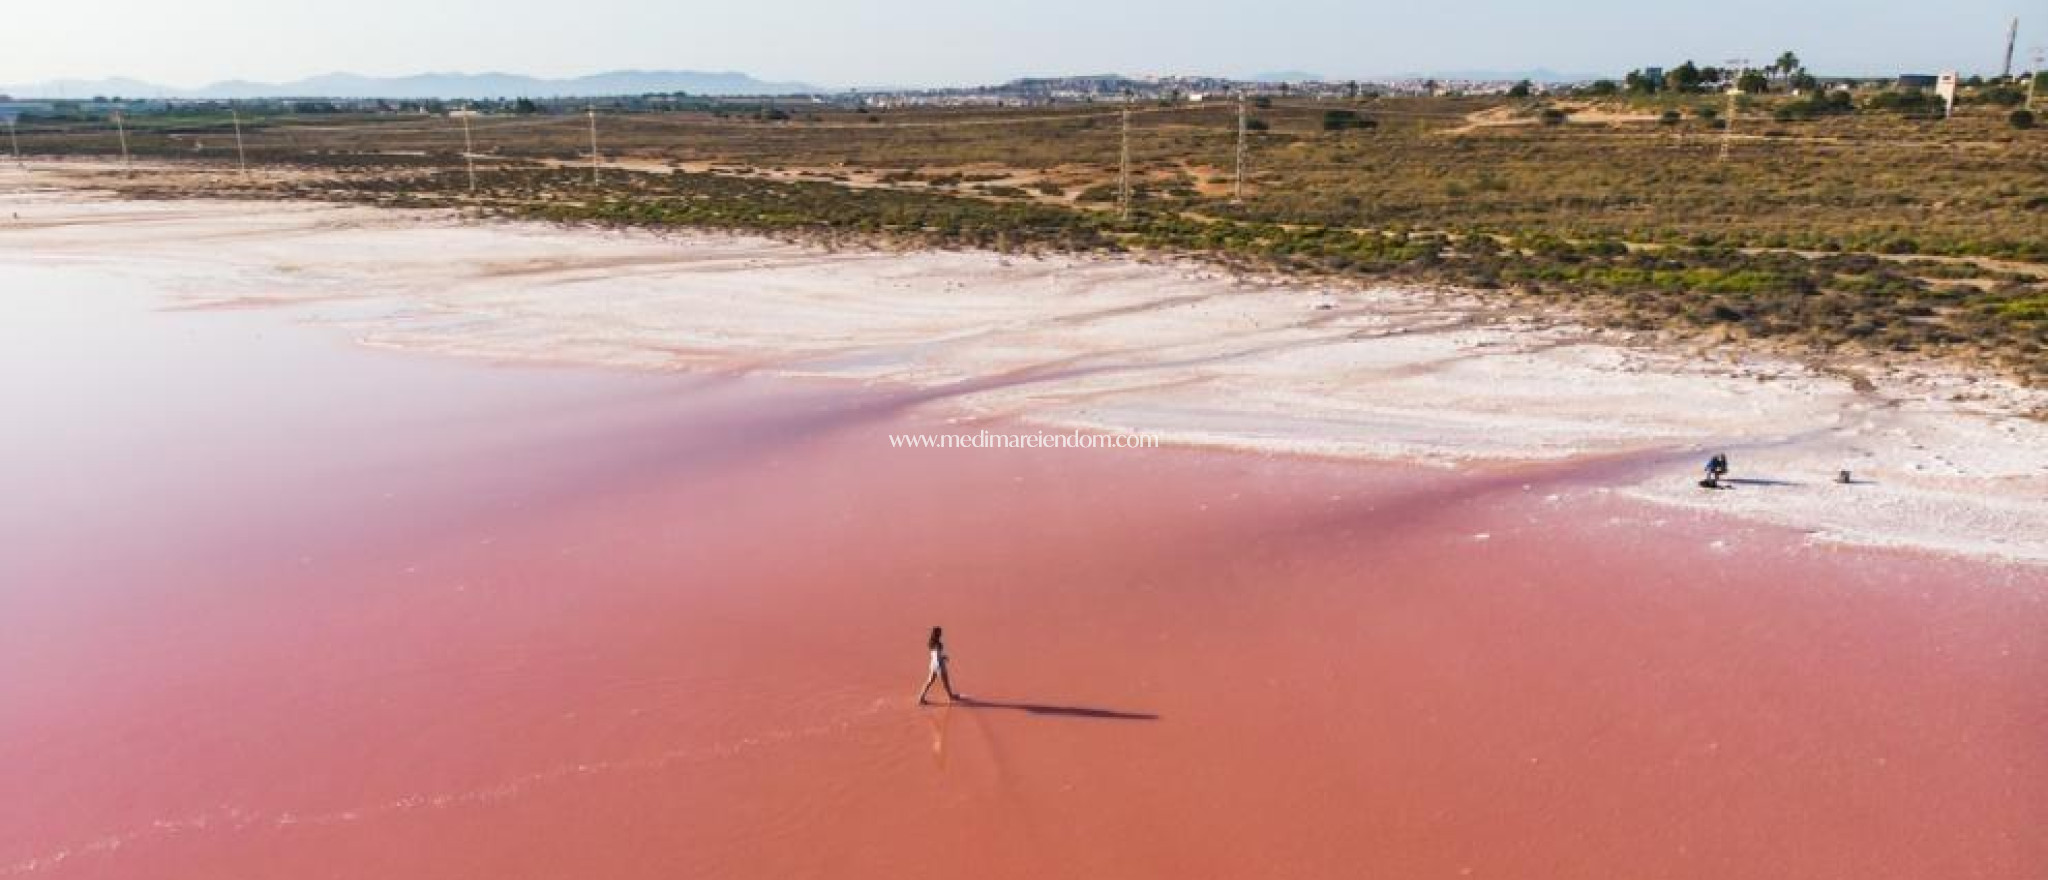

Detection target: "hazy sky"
[7, 0, 2038, 87]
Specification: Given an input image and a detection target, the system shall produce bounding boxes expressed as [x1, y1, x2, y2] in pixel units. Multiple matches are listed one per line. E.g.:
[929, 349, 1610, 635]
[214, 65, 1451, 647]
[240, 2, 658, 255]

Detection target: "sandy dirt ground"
[3, 168, 2043, 563]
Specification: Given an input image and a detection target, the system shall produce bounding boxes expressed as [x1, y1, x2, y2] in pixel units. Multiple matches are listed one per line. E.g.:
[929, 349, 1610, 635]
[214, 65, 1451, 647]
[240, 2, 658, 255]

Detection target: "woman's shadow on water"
[945, 696, 1158, 721]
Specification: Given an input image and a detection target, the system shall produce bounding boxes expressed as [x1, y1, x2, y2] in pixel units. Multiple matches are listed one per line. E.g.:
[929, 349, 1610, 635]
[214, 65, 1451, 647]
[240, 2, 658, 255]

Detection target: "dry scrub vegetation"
[18, 93, 2047, 383]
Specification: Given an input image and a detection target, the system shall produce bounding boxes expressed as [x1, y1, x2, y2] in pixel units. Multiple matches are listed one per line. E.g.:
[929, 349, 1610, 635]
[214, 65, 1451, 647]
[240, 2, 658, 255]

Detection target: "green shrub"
[1973, 85, 2026, 107]
[1321, 109, 1377, 131]
[1864, 89, 1939, 115]
[1075, 184, 1117, 203]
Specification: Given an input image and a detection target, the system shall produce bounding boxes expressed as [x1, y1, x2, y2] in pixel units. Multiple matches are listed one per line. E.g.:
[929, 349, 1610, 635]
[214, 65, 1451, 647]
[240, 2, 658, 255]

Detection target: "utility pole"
[1719, 58, 1748, 162]
[1233, 93, 1247, 204]
[2031, 47, 2046, 109]
[1117, 98, 1132, 221]
[113, 110, 132, 172]
[7, 118, 20, 168]
[586, 105, 600, 185]
[2004, 17, 2020, 80]
[459, 105, 477, 193]
[230, 108, 248, 176]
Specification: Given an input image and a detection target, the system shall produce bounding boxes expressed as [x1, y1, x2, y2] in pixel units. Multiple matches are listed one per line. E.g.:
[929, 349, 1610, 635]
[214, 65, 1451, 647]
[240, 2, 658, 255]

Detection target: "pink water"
[2, 262, 2043, 879]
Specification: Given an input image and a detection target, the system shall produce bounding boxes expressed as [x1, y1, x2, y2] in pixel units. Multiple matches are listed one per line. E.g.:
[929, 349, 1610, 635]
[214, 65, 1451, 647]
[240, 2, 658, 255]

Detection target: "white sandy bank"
[3, 178, 2043, 563]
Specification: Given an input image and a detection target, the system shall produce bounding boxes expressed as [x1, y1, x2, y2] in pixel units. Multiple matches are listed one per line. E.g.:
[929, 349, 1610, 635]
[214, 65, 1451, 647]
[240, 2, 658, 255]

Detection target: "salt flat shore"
[4, 173, 2043, 562]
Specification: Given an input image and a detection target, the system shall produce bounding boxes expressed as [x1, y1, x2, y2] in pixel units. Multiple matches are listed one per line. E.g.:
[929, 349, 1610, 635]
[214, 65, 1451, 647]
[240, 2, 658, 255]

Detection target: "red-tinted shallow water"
[2, 265, 2044, 879]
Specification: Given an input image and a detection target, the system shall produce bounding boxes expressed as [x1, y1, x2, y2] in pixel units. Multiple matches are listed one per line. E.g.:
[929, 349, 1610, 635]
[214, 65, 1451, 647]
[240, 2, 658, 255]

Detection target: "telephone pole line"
[1233, 93, 1248, 204]
[1117, 98, 1132, 221]
[1719, 58, 1748, 162]
[459, 105, 478, 193]
[586, 105, 601, 185]
[230, 108, 248, 176]
[113, 109, 132, 172]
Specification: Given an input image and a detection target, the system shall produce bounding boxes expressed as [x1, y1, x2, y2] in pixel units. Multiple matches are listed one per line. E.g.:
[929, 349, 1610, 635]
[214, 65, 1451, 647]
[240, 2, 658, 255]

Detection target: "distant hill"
[0, 70, 820, 99]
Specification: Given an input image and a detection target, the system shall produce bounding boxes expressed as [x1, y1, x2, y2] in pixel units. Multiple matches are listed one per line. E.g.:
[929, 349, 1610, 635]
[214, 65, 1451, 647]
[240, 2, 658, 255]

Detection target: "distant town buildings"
[847, 73, 1547, 109]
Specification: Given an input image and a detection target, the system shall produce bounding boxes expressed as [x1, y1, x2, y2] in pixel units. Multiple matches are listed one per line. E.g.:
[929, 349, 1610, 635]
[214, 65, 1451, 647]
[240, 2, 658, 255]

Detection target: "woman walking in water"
[918, 626, 962, 705]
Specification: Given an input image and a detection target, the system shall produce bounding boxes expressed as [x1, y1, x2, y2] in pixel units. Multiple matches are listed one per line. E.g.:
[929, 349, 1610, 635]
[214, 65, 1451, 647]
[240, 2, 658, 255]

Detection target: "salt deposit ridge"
[4, 178, 2043, 562]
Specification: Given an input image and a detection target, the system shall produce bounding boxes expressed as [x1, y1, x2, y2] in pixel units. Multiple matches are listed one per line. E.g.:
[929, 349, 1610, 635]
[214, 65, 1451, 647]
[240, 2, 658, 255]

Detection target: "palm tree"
[1775, 51, 1802, 80]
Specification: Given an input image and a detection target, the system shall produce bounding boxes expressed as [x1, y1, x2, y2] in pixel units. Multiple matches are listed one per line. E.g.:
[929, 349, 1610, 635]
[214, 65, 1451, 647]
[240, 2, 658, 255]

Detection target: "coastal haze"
[3, 2, 2046, 879]
[0, 71, 821, 100]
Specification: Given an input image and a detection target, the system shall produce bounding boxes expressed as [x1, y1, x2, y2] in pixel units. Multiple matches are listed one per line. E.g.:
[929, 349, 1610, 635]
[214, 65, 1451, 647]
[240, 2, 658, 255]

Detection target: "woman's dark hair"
[928, 626, 944, 649]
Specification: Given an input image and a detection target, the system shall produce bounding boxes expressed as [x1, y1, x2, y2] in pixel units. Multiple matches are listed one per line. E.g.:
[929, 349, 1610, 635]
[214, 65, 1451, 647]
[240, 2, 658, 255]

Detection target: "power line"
[1257, 102, 1478, 120]
[6, 105, 2004, 163]
[4, 100, 1424, 144]
[255, 115, 580, 136]
[13, 88, 2025, 202]
[664, 101, 1222, 131]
